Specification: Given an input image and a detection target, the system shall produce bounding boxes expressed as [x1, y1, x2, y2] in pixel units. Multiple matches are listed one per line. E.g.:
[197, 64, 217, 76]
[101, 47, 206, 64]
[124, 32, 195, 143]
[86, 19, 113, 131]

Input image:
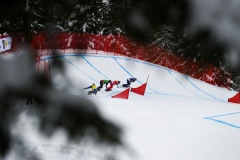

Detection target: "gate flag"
[131, 83, 147, 95]
[228, 92, 240, 104]
[131, 75, 149, 96]
[112, 88, 130, 99]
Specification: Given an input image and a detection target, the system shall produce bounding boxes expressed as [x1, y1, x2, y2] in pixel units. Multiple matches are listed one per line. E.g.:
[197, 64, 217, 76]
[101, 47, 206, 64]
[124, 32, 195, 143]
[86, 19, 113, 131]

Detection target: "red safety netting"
[4, 32, 232, 89]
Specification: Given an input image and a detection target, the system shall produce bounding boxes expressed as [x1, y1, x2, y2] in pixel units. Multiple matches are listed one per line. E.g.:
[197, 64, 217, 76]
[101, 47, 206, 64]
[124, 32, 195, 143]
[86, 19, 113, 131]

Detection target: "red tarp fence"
[4, 33, 231, 89]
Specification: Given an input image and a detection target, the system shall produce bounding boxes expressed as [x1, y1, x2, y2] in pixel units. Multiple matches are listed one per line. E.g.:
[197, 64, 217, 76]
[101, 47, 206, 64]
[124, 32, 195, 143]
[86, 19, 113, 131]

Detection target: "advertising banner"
[0, 37, 12, 53]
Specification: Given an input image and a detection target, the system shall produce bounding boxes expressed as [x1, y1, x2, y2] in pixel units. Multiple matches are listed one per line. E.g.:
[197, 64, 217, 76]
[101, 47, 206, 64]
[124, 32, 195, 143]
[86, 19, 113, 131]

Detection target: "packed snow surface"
[11, 53, 240, 160]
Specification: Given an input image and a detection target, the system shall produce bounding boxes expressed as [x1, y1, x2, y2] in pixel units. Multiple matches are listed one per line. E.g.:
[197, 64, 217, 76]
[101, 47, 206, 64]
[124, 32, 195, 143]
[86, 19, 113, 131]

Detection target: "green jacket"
[102, 80, 109, 84]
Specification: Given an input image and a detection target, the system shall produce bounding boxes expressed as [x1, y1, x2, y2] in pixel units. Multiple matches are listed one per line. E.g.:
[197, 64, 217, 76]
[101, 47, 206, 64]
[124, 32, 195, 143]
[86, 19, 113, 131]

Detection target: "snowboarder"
[106, 80, 121, 91]
[122, 77, 137, 88]
[26, 96, 33, 105]
[84, 83, 98, 95]
[97, 79, 110, 90]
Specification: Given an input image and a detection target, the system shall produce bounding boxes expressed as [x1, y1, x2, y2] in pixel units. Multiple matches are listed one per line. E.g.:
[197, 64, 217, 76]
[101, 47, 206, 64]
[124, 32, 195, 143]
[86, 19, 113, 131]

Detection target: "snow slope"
[11, 53, 240, 160]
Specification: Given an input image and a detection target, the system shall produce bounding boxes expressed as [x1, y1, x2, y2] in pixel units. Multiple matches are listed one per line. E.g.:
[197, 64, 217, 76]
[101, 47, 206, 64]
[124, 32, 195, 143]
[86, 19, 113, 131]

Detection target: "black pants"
[26, 96, 33, 105]
[97, 81, 104, 89]
[122, 79, 131, 87]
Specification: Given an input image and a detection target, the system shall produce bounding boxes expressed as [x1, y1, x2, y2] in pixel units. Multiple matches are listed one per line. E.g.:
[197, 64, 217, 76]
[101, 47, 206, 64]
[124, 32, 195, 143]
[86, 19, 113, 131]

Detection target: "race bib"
[0, 37, 12, 53]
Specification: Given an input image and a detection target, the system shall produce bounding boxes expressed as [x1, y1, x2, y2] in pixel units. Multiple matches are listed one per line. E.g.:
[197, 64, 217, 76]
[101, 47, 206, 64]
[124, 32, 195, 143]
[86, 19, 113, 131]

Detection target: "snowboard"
[88, 91, 97, 95]
[122, 84, 130, 88]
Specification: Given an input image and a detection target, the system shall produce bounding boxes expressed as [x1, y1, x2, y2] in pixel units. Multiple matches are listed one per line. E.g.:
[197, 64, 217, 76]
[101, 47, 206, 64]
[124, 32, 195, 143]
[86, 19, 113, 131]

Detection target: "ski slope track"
[13, 53, 240, 160]
[44, 54, 233, 102]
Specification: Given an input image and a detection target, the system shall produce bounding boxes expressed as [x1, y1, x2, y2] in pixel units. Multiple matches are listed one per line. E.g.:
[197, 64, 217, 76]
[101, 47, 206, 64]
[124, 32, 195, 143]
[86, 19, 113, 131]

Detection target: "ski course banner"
[0, 37, 12, 53]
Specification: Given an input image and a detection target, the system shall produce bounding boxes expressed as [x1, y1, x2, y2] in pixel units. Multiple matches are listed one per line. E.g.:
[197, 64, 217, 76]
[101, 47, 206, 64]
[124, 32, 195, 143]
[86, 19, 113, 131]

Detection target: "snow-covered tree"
[60, 0, 132, 34]
[150, 24, 180, 53]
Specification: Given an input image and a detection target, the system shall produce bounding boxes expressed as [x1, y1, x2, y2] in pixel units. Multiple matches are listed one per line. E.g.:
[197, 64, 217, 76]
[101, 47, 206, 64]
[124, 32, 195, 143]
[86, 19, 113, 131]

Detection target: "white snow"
[9, 53, 240, 160]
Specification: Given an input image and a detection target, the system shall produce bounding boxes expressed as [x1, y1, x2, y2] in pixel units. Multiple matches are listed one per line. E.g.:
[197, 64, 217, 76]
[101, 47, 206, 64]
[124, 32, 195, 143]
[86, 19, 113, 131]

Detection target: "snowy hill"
[11, 53, 240, 160]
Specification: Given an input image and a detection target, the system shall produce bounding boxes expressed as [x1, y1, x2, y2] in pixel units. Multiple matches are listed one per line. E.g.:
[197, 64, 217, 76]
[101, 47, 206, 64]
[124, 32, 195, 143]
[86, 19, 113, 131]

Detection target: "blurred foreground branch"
[0, 48, 122, 159]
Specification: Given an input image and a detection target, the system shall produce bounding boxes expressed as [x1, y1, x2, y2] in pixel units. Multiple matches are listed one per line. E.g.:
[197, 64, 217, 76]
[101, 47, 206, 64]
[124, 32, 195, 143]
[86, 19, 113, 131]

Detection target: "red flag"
[112, 88, 130, 99]
[131, 83, 147, 95]
[228, 92, 240, 104]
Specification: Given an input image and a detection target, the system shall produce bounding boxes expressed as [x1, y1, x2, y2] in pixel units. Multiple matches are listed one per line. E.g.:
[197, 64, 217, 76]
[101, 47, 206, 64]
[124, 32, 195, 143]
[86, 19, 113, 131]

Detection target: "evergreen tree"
[150, 24, 180, 53]
[60, 0, 133, 34]
[177, 30, 225, 66]
[0, 0, 62, 41]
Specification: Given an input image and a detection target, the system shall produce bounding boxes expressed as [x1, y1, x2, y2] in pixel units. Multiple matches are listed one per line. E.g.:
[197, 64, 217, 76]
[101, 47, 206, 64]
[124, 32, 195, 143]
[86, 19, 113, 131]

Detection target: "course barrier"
[3, 33, 232, 89]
